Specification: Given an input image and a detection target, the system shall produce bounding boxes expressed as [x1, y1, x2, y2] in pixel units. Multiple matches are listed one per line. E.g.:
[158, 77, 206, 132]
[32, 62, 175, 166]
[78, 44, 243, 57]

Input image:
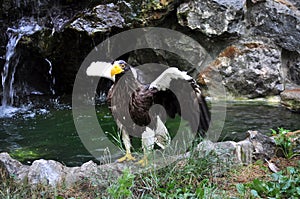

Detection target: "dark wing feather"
[152, 78, 210, 136]
[108, 66, 210, 139]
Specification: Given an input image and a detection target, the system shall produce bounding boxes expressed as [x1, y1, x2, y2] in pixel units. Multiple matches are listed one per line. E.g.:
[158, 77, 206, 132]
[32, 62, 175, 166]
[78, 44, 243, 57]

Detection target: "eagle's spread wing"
[86, 61, 115, 82]
[149, 67, 192, 91]
[149, 67, 210, 135]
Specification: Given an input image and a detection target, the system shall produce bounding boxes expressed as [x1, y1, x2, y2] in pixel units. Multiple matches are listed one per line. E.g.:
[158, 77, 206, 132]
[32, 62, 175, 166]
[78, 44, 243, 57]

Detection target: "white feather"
[149, 67, 192, 91]
[86, 61, 115, 82]
[142, 127, 156, 151]
[155, 116, 171, 149]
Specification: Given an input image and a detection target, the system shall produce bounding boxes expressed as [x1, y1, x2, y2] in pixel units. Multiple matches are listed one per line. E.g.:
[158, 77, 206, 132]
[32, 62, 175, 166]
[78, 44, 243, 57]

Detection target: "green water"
[0, 101, 300, 166]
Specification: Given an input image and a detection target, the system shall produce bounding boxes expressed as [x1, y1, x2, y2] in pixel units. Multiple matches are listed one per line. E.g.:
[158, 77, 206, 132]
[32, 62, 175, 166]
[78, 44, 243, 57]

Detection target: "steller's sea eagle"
[86, 60, 210, 166]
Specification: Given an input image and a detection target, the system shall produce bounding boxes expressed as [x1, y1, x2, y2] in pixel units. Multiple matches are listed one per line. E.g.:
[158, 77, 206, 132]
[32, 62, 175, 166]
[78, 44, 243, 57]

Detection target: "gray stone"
[247, 130, 276, 160]
[198, 37, 282, 98]
[69, 3, 125, 35]
[280, 89, 300, 112]
[286, 51, 300, 85]
[246, 0, 300, 53]
[0, 130, 278, 187]
[0, 152, 29, 182]
[177, 0, 246, 37]
[27, 159, 65, 186]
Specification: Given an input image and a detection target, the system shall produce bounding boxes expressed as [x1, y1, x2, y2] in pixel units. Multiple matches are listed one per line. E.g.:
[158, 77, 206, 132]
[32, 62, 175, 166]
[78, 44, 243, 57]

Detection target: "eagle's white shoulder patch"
[149, 67, 192, 91]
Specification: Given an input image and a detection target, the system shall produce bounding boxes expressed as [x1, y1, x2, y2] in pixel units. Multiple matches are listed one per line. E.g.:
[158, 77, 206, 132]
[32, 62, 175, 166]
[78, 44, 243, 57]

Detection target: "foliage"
[271, 127, 299, 159]
[107, 169, 135, 199]
[134, 150, 229, 198]
[236, 165, 300, 198]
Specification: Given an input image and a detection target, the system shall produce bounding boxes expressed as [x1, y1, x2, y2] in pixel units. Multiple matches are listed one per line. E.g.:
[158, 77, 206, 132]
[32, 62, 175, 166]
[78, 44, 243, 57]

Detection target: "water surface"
[0, 101, 299, 166]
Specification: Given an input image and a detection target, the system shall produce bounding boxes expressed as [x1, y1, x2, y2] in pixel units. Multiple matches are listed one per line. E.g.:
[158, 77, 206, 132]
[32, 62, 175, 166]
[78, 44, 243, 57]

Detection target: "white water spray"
[0, 17, 42, 117]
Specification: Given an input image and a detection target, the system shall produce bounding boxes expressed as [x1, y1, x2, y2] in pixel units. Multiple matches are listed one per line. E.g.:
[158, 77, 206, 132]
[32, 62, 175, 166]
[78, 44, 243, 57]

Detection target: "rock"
[0, 152, 128, 187]
[247, 130, 276, 160]
[64, 160, 99, 187]
[195, 130, 276, 166]
[69, 3, 125, 35]
[198, 37, 282, 98]
[1, 2, 128, 99]
[177, 0, 246, 37]
[0, 152, 29, 182]
[127, 28, 211, 76]
[0, 130, 278, 187]
[246, 0, 300, 53]
[280, 89, 300, 112]
[27, 159, 65, 186]
[285, 51, 300, 85]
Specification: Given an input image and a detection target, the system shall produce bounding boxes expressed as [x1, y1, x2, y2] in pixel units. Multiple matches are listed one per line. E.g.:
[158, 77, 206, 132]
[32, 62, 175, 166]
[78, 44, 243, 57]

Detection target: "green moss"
[10, 148, 42, 162]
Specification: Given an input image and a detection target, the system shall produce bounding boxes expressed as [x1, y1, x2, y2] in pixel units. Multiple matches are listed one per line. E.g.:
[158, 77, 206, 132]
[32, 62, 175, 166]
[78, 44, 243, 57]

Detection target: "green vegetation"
[1, 127, 300, 198]
[271, 127, 300, 159]
[236, 165, 300, 198]
[107, 169, 135, 198]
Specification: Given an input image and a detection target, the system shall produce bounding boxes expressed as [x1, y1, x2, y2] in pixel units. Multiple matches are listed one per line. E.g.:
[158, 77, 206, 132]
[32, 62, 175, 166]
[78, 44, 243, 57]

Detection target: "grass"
[1, 156, 300, 198]
[1, 126, 300, 198]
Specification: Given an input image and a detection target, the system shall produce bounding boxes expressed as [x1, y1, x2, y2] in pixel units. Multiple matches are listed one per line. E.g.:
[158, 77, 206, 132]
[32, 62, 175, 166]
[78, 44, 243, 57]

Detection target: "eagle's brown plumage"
[105, 60, 210, 165]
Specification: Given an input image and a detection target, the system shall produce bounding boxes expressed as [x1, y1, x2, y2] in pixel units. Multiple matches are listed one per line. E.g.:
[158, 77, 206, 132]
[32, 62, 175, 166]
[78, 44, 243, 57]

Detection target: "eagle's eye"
[120, 64, 125, 69]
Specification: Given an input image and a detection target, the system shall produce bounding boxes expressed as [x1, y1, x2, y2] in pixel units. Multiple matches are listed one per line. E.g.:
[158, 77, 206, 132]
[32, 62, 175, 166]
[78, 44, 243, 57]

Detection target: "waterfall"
[45, 58, 56, 95]
[1, 32, 22, 107]
[0, 17, 42, 117]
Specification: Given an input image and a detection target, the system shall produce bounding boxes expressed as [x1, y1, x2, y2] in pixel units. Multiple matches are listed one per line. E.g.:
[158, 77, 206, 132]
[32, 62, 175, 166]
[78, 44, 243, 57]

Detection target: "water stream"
[0, 17, 42, 117]
[0, 99, 299, 166]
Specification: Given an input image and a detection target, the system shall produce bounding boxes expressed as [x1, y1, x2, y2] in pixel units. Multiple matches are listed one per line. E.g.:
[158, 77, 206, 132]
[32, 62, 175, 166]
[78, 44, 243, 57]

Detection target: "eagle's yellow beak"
[111, 64, 124, 77]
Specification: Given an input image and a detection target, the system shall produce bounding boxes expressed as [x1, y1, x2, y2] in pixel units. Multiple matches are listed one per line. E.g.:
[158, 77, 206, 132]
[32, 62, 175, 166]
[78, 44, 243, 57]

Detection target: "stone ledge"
[0, 130, 282, 188]
[280, 89, 300, 112]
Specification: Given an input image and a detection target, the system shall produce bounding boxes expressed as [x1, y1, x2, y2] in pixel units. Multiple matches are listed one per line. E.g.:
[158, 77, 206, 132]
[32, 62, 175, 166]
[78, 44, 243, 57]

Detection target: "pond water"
[0, 100, 300, 166]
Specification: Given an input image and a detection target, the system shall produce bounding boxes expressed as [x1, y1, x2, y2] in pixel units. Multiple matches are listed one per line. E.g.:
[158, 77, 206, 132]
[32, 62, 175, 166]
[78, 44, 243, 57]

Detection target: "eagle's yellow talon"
[136, 156, 148, 167]
[117, 152, 135, 162]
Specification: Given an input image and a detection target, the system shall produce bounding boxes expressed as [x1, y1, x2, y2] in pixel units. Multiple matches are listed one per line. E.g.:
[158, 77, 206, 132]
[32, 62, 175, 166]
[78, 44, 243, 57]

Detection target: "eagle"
[86, 60, 210, 166]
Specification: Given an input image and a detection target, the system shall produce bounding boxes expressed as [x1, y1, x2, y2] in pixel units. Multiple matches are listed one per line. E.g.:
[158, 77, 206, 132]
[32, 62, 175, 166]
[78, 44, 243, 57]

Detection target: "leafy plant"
[107, 169, 135, 199]
[237, 165, 300, 198]
[271, 127, 299, 159]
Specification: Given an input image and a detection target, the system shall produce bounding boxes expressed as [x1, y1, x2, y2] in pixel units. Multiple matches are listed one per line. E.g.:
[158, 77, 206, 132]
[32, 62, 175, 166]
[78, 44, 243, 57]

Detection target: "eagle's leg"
[117, 130, 135, 162]
[136, 127, 155, 167]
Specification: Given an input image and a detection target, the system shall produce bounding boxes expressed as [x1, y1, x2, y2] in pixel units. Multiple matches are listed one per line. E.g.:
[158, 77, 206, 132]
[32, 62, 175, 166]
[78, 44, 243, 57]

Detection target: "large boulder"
[69, 3, 125, 35]
[246, 0, 300, 53]
[177, 0, 246, 37]
[283, 51, 300, 86]
[280, 89, 300, 112]
[198, 37, 282, 98]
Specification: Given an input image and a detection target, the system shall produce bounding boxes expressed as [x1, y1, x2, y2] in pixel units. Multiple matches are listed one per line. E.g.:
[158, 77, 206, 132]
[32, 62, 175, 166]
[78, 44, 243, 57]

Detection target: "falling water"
[0, 17, 42, 117]
[1, 33, 22, 107]
[45, 58, 56, 95]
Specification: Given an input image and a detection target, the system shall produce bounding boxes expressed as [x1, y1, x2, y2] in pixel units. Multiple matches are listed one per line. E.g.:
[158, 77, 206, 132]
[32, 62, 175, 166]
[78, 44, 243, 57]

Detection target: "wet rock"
[177, 0, 246, 37]
[198, 37, 282, 98]
[280, 89, 300, 112]
[1, 2, 128, 98]
[69, 3, 125, 35]
[246, 0, 300, 53]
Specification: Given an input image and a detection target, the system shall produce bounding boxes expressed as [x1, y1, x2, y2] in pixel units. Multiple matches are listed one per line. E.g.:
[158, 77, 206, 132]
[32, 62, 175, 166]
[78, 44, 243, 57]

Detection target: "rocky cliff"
[0, 0, 299, 109]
